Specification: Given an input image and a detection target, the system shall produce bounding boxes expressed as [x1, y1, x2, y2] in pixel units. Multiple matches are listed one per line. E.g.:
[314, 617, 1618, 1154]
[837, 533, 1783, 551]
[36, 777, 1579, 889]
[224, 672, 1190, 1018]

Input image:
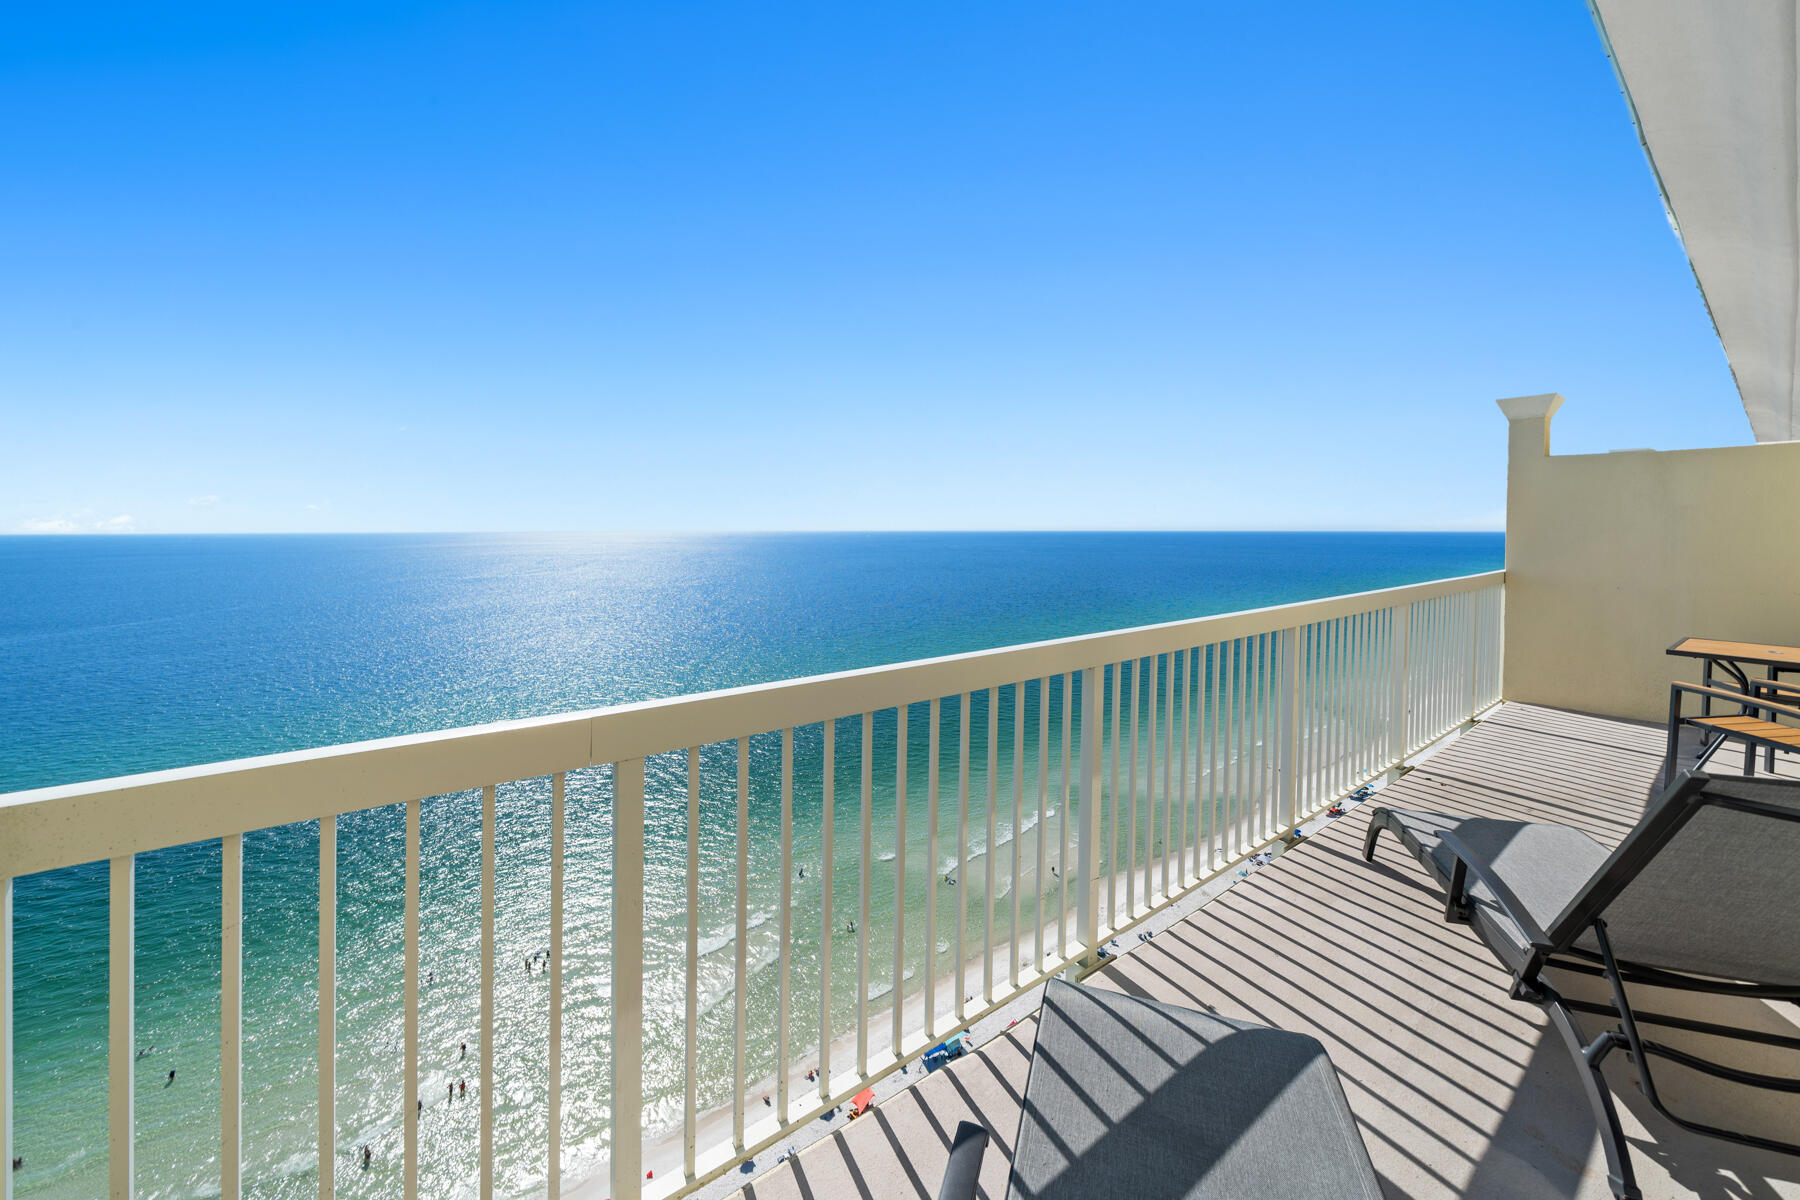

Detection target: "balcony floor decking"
[727, 703, 1800, 1200]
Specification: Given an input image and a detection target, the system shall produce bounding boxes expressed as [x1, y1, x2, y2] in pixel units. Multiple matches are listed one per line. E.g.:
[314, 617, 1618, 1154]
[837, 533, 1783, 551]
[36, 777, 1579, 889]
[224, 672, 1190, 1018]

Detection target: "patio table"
[1668, 637, 1800, 769]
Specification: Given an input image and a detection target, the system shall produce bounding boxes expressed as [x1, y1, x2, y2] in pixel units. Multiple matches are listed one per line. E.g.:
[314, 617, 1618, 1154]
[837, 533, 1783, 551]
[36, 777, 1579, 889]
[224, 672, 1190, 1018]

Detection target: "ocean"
[0, 532, 1503, 1198]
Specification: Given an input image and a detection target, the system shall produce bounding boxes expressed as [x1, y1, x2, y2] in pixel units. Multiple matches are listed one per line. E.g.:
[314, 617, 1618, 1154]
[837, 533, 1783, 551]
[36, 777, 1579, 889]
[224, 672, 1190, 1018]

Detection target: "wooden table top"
[1668, 637, 1800, 667]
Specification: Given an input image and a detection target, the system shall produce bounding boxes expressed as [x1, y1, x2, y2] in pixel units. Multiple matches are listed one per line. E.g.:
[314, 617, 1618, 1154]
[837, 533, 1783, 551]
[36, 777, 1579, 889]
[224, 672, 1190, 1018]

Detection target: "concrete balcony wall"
[1499, 393, 1800, 722]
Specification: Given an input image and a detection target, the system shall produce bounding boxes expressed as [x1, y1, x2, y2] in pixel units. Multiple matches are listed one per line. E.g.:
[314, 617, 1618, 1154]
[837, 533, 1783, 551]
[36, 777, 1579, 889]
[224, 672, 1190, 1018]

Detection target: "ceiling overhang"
[1589, 0, 1800, 442]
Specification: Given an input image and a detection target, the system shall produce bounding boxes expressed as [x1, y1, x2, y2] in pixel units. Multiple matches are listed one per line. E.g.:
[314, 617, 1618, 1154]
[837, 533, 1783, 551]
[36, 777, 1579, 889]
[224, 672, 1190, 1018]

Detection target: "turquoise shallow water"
[0, 532, 1502, 1198]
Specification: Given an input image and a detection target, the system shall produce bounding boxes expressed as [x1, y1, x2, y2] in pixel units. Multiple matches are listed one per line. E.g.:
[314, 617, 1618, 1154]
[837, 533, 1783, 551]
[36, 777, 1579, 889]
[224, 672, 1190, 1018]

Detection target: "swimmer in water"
[166, 1069, 176, 1086]
[362, 1146, 372, 1170]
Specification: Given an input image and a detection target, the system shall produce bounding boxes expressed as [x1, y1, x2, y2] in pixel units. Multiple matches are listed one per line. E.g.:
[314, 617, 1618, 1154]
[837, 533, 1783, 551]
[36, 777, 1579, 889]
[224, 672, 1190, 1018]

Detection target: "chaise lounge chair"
[937, 978, 1382, 1199]
[1364, 770, 1800, 1200]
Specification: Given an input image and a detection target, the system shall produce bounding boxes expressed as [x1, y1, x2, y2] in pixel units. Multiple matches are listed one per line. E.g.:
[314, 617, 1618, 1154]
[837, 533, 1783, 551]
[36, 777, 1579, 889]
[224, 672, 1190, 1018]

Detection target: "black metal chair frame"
[1365, 772, 1800, 1200]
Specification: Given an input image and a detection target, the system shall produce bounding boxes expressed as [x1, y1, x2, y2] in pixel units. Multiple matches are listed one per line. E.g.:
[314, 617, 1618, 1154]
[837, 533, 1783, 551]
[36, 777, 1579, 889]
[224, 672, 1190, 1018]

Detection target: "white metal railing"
[0, 570, 1502, 1200]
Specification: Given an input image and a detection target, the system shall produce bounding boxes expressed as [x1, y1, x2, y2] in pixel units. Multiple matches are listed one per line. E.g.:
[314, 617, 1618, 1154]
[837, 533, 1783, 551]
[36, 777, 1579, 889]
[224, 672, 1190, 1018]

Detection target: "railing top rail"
[0, 569, 1501, 878]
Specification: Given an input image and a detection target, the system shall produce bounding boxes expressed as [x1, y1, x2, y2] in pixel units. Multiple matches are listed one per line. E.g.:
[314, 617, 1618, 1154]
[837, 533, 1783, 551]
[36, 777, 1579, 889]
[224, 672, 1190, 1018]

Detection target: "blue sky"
[0, 1, 1744, 534]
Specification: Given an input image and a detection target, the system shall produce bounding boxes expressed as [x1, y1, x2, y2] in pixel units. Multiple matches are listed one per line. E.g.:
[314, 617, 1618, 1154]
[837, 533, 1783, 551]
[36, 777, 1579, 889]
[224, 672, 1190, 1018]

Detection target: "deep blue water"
[1, 532, 1502, 792]
[0, 532, 1501, 1199]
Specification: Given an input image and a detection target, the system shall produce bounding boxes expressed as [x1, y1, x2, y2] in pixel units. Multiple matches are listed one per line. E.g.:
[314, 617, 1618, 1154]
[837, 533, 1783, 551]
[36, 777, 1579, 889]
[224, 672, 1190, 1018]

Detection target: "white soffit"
[1589, 0, 1800, 442]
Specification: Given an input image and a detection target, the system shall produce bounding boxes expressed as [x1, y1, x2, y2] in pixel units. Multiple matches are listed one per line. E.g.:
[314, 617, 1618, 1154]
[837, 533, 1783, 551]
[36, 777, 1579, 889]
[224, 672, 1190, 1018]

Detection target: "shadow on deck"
[728, 703, 1800, 1200]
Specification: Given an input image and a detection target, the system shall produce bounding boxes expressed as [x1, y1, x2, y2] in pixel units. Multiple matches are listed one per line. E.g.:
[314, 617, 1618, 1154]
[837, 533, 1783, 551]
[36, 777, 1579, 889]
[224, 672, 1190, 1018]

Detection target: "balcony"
[728, 702, 1800, 1200]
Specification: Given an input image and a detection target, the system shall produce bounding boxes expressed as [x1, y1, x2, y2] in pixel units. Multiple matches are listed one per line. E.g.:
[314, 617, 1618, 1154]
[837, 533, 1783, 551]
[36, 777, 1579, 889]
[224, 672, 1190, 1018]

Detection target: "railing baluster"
[1340, 616, 1353, 789]
[1211, 642, 1222, 861]
[1435, 597, 1448, 736]
[925, 697, 940, 1038]
[1152, 654, 1165, 899]
[480, 786, 494, 1200]
[1394, 602, 1412, 763]
[1352, 612, 1366, 782]
[1161, 654, 1173, 898]
[1328, 623, 1339, 793]
[1428, 598, 1438, 739]
[611, 760, 645, 1200]
[1009, 684, 1023, 990]
[319, 816, 335, 1200]
[1461, 590, 1476, 712]
[955, 695, 969, 1023]
[1309, 623, 1320, 804]
[1034, 677, 1048, 972]
[548, 778, 562, 1200]
[401, 801, 419, 1198]
[1186, 650, 1201, 879]
[1076, 666, 1101, 965]
[1145, 656, 1159, 904]
[1279, 628, 1299, 831]
[222, 834, 242, 1200]
[984, 689, 997, 1002]
[858, 714, 872, 1073]
[778, 728, 793, 1123]
[1352, 612, 1364, 781]
[734, 738, 749, 1149]
[1236, 638, 1249, 856]
[2, 874, 12, 1200]
[1364, 610, 1377, 777]
[1059, 674, 1072, 956]
[891, 705, 907, 1060]
[684, 750, 700, 1177]
[1224, 642, 1237, 855]
[1438, 597, 1450, 735]
[818, 726, 834, 1101]
[1126, 661, 1139, 918]
[1263, 633, 1275, 838]
[110, 853, 135, 1200]
[1107, 664, 1121, 929]
[1267, 633, 1281, 841]
[1177, 650, 1191, 886]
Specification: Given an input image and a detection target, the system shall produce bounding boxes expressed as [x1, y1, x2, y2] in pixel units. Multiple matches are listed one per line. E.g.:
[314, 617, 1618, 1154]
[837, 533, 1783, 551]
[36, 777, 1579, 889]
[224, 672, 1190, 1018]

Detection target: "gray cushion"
[1371, 787, 1800, 985]
[1369, 808, 1610, 974]
[1599, 777, 1800, 985]
[1006, 980, 1381, 1200]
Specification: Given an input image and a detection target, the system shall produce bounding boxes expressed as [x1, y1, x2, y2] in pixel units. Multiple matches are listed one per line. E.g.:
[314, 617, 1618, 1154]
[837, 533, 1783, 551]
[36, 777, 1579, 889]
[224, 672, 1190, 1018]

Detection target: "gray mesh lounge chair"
[1364, 770, 1800, 1200]
[938, 979, 1381, 1200]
